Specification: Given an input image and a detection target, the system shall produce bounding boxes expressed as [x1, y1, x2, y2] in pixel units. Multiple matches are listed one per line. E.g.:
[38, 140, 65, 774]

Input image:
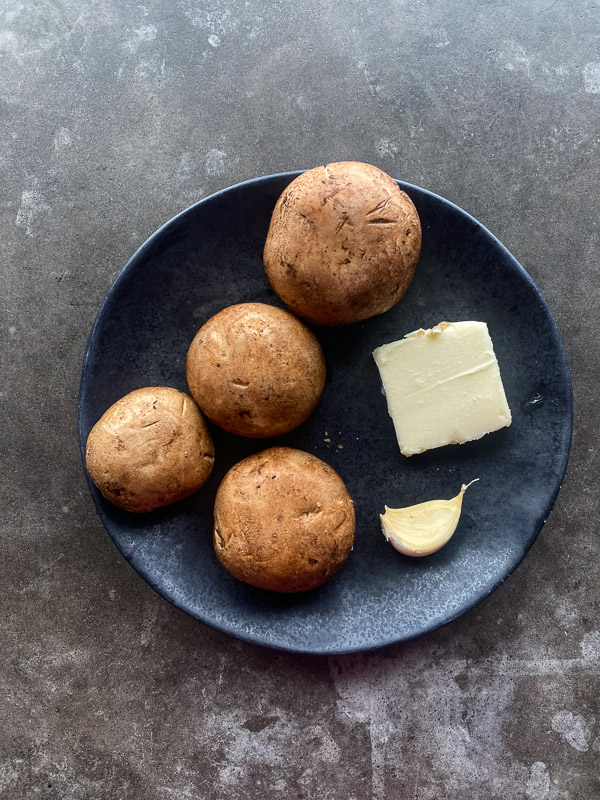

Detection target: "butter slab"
[373, 321, 512, 456]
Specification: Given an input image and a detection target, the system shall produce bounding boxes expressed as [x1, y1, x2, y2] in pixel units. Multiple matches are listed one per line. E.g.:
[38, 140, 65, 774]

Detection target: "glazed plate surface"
[78, 173, 572, 654]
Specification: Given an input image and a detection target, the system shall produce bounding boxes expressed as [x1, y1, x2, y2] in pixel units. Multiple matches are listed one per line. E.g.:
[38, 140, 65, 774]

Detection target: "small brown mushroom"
[85, 387, 214, 513]
[214, 447, 355, 592]
[263, 161, 421, 326]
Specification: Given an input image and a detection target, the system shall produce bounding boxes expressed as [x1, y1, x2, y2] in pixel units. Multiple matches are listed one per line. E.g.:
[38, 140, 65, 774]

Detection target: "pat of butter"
[373, 321, 512, 456]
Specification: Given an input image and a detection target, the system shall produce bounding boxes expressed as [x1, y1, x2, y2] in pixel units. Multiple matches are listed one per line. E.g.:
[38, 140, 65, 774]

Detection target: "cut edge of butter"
[373, 321, 512, 457]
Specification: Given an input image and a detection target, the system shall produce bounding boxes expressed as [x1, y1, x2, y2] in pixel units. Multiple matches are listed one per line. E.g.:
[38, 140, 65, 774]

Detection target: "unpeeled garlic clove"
[380, 479, 478, 557]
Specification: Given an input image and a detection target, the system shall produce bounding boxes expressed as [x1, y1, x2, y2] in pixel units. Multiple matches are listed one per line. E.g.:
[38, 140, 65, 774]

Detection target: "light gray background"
[2, 1, 598, 798]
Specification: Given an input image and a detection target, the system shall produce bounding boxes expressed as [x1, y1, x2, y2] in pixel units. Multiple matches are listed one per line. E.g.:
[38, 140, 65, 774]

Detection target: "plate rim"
[78, 171, 573, 655]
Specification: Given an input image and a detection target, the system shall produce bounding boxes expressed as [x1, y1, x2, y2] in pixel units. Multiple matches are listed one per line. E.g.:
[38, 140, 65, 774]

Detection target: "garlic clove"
[380, 479, 478, 557]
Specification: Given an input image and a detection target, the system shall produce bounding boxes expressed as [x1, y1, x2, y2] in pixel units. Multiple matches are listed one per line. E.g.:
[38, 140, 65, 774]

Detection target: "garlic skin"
[380, 479, 478, 557]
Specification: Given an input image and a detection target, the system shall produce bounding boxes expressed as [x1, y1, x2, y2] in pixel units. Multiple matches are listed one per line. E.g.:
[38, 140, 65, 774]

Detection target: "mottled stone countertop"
[2, 1, 598, 798]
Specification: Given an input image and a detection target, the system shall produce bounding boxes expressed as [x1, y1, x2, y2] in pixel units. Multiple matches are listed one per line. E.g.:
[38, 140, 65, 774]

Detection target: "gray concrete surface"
[1, 0, 599, 797]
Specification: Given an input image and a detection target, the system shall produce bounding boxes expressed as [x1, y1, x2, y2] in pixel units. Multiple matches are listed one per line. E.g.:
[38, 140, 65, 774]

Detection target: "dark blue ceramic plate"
[78, 173, 572, 654]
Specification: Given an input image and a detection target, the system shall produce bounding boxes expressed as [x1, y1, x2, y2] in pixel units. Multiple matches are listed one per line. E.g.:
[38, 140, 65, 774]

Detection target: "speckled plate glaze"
[78, 172, 572, 654]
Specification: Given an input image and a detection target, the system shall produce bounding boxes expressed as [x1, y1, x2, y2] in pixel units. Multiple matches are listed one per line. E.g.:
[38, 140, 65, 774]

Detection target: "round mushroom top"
[85, 387, 214, 513]
[263, 161, 421, 326]
[213, 446, 356, 593]
[186, 302, 326, 438]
